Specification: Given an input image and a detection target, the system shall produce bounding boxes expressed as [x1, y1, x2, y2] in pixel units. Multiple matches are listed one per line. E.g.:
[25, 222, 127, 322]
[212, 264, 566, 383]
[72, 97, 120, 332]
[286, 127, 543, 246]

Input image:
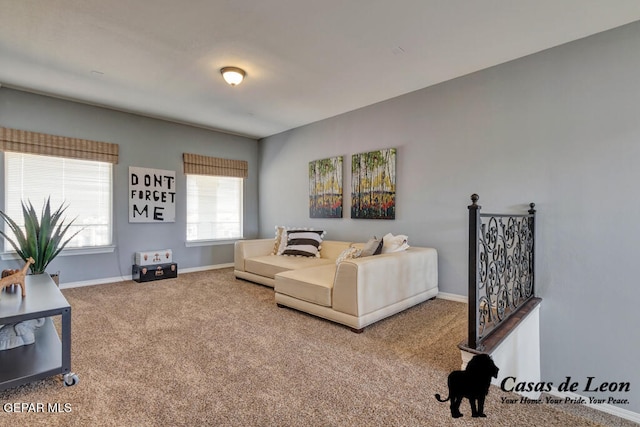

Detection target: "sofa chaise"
[234, 237, 438, 332]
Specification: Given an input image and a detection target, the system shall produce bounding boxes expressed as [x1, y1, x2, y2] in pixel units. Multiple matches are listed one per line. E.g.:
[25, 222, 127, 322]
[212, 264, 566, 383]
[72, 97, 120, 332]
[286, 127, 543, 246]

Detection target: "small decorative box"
[134, 249, 173, 266]
[132, 263, 178, 282]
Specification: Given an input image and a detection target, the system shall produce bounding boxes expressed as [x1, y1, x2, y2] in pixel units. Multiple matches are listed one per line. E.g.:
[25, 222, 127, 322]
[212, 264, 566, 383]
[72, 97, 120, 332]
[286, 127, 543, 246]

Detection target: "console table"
[0, 273, 78, 391]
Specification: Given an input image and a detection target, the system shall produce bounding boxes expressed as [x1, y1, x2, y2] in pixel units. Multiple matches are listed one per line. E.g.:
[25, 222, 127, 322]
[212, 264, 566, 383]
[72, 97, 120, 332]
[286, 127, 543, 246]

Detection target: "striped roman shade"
[183, 153, 248, 178]
[0, 126, 119, 164]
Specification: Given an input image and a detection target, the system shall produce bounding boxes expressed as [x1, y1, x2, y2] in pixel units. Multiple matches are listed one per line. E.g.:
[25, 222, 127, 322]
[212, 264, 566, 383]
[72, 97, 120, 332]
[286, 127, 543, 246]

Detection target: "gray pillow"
[361, 237, 383, 257]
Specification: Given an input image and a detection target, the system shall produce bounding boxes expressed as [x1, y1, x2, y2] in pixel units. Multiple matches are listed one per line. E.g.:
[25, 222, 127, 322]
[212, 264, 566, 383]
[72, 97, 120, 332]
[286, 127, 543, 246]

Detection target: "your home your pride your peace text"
[500, 376, 631, 405]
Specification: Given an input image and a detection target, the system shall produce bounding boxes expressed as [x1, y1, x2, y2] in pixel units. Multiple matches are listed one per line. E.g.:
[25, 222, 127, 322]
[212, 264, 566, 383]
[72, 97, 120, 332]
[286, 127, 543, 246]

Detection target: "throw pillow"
[335, 246, 362, 265]
[282, 230, 325, 257]
[273, 226, 288, 255]
[381, 233, 410, 253]
[360, 236, 383, 257]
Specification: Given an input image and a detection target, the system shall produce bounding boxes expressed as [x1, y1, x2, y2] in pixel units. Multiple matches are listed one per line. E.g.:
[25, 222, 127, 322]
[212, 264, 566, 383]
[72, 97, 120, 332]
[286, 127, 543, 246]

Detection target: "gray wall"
[259, 22, 640, 411]
[0, 88, 259, 283]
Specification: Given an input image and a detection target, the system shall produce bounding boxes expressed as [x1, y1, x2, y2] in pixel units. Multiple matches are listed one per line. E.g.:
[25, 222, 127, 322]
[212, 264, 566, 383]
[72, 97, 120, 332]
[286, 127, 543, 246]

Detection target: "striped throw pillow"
[282, 230, 325, 257]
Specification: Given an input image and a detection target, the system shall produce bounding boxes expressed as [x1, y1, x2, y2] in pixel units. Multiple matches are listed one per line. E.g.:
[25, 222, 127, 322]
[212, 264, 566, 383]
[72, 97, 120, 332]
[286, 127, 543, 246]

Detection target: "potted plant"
[0, 197, 80, 278]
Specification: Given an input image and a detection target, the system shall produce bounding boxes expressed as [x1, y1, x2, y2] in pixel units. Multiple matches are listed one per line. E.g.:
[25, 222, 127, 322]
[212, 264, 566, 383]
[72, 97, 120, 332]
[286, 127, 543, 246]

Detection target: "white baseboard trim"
[60, 275, 130, 289]
[181, 263, 234, 273]
[437, 292, 467, 303]
[547, 388, 640, 424]
[59, 263, 234, 289]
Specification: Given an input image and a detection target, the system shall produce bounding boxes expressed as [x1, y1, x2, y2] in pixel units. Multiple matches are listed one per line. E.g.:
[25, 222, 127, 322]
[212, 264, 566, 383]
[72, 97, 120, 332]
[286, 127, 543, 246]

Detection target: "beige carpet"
[0, 268, 635, 427]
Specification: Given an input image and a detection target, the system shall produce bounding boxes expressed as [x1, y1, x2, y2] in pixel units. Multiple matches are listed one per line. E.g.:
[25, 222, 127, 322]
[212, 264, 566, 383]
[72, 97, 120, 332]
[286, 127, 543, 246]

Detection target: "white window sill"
[1, 245, 115, 261]
[185, 239, 242, 248]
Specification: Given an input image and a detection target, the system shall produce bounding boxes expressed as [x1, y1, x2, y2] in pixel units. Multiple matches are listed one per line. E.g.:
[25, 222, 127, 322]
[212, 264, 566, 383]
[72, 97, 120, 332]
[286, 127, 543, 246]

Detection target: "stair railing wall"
[467, 194, 536, 350]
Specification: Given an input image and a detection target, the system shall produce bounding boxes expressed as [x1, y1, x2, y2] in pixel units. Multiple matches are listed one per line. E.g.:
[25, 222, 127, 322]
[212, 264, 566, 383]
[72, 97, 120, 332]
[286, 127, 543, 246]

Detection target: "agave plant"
[0, 197, 81, 274]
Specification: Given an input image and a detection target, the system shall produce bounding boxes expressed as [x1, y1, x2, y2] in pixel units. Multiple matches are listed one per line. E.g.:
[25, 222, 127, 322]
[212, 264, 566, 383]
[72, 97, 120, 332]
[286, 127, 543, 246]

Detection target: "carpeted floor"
[0, 268, 635, 426]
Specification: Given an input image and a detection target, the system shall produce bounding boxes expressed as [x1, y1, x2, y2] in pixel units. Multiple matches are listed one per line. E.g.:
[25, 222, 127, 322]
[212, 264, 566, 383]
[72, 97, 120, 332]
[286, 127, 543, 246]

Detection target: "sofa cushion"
[275, 264, 337, 307]
[318, 241, 353, 260]
[245, 255, 334, 279]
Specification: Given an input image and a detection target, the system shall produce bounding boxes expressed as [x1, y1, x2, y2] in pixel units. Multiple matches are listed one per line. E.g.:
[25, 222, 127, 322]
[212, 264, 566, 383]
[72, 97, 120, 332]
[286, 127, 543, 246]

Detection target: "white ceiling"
[1, 1, 640, 139]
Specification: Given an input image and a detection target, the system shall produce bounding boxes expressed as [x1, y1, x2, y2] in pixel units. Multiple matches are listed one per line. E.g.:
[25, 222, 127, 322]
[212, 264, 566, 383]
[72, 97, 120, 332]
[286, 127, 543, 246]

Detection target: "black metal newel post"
[528, 202, 536, 296]
[468, 194, 480, 349]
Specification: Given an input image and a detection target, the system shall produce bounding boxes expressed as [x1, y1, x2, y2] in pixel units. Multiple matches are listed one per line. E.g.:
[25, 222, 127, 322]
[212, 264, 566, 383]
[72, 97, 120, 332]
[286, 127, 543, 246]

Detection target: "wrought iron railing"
[467, 194, 536, 350]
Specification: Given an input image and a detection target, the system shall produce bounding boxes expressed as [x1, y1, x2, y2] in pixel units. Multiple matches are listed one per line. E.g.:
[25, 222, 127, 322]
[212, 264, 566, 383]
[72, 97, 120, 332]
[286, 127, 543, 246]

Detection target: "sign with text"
[129, 166, 176, 223]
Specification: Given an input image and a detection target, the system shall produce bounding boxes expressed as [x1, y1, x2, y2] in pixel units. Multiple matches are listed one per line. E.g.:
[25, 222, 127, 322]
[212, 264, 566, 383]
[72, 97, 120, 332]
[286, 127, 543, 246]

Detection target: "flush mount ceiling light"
[220, 67, 246, 86]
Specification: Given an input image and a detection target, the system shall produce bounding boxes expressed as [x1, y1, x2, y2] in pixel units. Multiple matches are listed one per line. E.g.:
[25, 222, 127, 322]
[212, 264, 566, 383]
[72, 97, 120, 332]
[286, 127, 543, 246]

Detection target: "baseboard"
[547, 388, 640, 424]
[60, 275, 131, 289]
[181, 263, 234, 273]
[59, 263, 234, 289]
[437, 292, 467, 303]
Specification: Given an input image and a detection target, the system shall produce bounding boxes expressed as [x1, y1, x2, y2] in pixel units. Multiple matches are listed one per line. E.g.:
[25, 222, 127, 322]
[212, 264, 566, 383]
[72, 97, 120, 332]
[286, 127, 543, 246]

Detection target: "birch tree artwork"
[351, 148, 396, 219]
[309, 156, 343, 218]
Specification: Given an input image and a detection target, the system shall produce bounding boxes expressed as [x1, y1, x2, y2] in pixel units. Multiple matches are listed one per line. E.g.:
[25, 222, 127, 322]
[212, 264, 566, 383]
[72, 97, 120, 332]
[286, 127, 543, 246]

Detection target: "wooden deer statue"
[0, 257, 35, 298]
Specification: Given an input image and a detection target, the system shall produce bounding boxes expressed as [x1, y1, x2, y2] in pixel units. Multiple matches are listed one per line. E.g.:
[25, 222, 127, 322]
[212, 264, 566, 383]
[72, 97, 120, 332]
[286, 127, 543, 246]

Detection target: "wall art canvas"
[351, 148, 396, 219]
[309, 156, 343, 218]
[129, 166, 176, 223]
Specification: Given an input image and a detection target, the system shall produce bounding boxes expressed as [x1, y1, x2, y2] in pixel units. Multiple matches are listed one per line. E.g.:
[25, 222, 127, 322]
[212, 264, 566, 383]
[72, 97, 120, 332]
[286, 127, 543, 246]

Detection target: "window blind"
[186, 175, 243, 241]
[183, 153, 245, 241]
[0, 126, 119, 164]
[4, 152, 113, 249]
[183, 153, 247, 178]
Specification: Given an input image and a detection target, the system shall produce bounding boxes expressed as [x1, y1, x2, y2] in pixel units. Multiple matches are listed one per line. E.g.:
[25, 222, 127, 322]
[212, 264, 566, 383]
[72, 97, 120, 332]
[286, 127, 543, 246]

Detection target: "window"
[4, 152, 113, 250]
[186, 174, 243, 241]
[182, 153, 247, 242]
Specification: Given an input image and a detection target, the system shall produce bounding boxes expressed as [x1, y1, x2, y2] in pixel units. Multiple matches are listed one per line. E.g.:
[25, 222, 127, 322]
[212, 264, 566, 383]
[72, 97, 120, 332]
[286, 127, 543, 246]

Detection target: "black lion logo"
[435, 353, 499, 418]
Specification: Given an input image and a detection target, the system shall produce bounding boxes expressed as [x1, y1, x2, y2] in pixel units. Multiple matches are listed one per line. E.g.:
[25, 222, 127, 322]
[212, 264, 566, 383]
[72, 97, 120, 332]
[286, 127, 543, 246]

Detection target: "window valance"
[0, 126, 119, 164]
[183, 153, 248, 178]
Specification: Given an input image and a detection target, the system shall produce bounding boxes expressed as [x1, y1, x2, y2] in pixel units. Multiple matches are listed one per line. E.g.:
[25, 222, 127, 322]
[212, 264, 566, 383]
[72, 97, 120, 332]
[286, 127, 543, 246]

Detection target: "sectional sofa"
[234, 237, 438, 332]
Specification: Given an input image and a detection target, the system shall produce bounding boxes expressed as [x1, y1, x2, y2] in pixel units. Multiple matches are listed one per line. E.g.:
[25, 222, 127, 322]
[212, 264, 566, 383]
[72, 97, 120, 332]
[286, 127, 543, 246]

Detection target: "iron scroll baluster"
[467, 194, 536, 350]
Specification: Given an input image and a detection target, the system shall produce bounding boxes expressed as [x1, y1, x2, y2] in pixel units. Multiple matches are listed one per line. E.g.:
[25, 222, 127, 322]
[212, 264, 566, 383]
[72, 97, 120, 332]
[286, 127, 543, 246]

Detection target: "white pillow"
[335, 246, 362, 265]
[381, 233, 410, 253]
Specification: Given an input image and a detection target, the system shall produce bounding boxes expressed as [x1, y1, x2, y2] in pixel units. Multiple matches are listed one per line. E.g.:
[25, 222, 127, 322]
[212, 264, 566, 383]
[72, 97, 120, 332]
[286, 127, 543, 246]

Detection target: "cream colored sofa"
[234, 239, 438, 332]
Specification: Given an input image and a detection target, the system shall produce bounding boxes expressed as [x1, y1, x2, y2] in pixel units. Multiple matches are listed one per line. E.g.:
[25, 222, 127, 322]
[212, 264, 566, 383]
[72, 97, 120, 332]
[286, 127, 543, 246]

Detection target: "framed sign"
[129, 166, 176, 223]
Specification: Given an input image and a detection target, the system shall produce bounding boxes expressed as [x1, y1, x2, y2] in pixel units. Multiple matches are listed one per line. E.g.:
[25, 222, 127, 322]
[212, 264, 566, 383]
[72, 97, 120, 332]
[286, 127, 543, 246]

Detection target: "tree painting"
[351, 148, 396, 219]
[309, 156, 343, 218]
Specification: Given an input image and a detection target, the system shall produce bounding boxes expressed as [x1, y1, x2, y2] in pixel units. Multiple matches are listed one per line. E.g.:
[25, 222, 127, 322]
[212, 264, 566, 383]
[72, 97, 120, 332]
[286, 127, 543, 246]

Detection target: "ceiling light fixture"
[220, 67, 246, 86]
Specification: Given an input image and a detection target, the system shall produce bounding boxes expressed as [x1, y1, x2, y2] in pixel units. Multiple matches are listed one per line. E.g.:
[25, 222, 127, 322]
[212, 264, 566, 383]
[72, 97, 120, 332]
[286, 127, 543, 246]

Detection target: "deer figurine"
[0, 257, 35, 298]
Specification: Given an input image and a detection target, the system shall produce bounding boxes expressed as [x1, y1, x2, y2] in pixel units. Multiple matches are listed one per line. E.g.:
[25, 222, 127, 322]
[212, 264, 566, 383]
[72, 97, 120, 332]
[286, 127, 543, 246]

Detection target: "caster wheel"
[63, 373, 79, 387]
